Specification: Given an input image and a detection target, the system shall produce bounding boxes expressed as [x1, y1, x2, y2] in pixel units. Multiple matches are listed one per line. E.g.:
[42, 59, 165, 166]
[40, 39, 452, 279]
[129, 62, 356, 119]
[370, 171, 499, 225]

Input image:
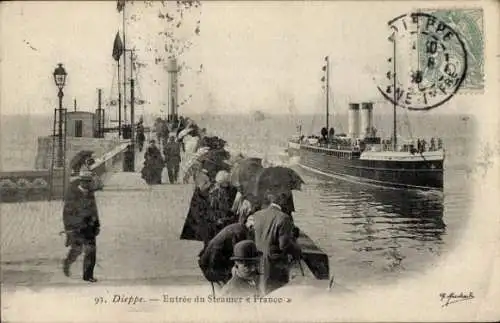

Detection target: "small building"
[66, 111, 95, 138]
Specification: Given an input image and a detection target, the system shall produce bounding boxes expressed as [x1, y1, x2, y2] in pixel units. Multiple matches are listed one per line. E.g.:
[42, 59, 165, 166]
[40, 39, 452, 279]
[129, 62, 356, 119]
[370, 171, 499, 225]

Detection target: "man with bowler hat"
[220, 240, 262, 297]
[62, 169, 101, 282]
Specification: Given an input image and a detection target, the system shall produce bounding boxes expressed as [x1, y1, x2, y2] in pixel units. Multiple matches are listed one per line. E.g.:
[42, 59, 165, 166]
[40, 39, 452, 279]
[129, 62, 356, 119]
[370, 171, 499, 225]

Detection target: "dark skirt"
[180, 187, 211, 243]
[141, 160, 163, 185]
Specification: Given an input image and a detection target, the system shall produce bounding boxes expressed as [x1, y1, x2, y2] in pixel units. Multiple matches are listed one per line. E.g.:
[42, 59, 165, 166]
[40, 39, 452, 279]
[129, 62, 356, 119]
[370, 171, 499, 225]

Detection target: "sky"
[0, 0, 495, 117]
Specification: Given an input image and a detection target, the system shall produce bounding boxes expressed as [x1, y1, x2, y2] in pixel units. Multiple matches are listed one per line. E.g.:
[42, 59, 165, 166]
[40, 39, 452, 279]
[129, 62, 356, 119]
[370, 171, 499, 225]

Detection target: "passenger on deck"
[430, 137, 436, 151]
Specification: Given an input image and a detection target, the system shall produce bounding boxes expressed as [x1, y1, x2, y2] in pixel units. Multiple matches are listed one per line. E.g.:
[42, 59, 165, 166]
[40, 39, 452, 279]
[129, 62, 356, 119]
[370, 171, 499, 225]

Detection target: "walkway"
[1, 149, 204, 288]
[1, 148, 348, 322]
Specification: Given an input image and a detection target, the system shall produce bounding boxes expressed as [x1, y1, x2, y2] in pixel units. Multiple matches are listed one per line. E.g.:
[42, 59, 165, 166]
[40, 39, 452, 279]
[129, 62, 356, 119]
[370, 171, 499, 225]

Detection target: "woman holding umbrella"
[230, 157, 264, 225]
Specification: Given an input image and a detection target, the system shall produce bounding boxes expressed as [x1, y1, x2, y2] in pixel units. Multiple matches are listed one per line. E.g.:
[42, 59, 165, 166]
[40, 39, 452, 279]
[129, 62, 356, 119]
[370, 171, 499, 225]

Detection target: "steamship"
[287, 57, 444, 191]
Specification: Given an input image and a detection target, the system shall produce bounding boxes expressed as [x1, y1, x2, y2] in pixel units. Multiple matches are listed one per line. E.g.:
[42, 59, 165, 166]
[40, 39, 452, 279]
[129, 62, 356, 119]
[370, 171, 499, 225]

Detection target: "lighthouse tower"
[167, 58, 179, 121]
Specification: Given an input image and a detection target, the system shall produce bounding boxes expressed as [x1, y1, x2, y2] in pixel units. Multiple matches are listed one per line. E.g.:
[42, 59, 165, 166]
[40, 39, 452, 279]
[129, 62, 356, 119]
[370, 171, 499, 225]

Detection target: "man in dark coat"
[253, 190, 301, 295]
[198, 222, 251, 285]
[62, 170, 101, 282]
[136, 121, 146, 152]
[163, 134, 182, 184]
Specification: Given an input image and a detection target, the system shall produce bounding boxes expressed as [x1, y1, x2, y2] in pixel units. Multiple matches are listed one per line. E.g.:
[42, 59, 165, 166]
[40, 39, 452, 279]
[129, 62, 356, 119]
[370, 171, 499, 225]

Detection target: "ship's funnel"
[360, 102, 374, 138]
[348, 103, 360, 139]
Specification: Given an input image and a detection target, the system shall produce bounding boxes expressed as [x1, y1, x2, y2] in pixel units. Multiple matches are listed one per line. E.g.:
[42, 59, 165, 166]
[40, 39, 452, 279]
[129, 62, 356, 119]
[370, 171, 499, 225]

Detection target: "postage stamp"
[377, 12, 469, 111]
[418, 8, 485, 92]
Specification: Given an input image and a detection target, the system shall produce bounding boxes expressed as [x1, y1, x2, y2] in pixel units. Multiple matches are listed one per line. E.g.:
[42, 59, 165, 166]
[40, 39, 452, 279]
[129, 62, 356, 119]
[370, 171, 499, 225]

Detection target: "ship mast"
[122, 1, 127, 125]
[325, 56, 330, 132]
[392, 33, 397, 150]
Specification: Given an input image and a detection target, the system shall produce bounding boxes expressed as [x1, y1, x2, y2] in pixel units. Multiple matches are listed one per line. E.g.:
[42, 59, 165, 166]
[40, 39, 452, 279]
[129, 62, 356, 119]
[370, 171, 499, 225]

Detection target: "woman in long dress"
[141, 140, 164, 185]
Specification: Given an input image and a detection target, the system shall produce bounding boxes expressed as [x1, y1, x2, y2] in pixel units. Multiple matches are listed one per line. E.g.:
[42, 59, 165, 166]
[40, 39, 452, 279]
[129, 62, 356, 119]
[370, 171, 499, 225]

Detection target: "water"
[0, 113, 475, 287]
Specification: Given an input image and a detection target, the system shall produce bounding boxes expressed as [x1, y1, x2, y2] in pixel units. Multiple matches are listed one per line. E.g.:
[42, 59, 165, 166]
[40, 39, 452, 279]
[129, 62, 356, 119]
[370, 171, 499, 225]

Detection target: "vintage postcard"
[1, 0, 499, 322]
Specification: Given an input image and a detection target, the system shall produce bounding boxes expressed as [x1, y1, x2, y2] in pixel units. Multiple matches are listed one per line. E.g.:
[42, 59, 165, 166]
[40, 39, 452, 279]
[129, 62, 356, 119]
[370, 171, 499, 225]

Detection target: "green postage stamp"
[418, 8, 484, 92]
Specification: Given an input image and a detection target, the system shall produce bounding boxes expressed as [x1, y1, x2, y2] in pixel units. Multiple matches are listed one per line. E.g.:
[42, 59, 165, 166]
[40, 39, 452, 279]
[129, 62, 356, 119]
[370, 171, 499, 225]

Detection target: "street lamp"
[53, 63, 67, 168]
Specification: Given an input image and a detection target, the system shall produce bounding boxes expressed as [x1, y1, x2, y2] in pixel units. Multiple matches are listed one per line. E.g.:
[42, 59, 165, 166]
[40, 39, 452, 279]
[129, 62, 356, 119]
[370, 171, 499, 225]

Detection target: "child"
[220, 240, 262, 297]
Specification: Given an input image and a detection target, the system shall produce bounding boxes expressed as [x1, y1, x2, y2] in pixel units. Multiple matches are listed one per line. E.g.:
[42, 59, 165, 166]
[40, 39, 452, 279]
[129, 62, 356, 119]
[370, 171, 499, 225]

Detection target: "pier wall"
[0, 141, 130, 203]
[34, 136, 120, 170]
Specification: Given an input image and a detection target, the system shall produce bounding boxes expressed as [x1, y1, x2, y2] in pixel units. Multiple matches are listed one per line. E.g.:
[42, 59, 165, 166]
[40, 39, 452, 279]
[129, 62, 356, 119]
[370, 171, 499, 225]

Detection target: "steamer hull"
[296, 144, 444, 191]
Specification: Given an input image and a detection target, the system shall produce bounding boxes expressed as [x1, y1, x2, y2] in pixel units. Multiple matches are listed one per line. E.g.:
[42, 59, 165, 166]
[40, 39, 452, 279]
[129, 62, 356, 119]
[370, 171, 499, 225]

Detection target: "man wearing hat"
[62, 169, 101, 282]
[220, 240, 261, 297]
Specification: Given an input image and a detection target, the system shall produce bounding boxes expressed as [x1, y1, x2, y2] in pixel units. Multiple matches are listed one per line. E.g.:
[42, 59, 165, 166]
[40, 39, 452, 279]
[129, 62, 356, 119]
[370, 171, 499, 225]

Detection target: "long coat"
[141, 146, 164, 184]
[198, 223, 249, 284]
[207, 184, 239, 239]
[253, 205, 301, 295]
[180, 171, 212, 243]
[163, 140, 182, 164]
[62, 181, 100, 244]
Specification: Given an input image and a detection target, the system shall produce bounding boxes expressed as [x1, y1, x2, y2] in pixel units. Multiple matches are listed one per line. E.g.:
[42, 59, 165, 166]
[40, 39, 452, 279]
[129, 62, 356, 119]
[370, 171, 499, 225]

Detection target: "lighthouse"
[167, 58, 179, 121]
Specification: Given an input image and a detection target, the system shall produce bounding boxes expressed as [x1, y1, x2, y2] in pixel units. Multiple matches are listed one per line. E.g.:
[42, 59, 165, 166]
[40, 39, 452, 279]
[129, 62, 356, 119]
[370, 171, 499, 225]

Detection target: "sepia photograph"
[1, 0, 499, 322]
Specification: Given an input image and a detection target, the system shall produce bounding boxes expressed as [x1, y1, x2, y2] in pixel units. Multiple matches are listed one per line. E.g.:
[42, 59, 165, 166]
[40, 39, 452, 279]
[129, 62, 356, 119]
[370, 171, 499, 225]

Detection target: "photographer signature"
[439, 292, 474, 307]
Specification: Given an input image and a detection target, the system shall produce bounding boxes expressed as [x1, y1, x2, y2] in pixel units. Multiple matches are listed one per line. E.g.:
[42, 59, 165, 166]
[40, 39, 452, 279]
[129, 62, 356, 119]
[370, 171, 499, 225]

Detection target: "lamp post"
[53, 63, 67, 168]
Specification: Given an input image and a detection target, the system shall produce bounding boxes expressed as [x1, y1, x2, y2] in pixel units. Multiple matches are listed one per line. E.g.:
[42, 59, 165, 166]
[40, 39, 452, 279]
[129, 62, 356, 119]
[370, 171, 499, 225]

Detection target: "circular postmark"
[377, 12, 468, 111]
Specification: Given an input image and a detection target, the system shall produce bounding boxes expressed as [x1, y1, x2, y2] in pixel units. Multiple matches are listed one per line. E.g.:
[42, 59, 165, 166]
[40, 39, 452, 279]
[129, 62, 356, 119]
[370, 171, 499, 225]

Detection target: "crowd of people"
[181, 158, 301, 297]
[140, 116, 208, 185]
[61, 116, 302, 299]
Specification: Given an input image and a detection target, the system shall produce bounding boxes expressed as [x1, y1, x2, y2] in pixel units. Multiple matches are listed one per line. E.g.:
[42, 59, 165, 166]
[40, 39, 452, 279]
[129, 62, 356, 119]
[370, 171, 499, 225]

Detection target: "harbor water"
[0, 112, 475, 288]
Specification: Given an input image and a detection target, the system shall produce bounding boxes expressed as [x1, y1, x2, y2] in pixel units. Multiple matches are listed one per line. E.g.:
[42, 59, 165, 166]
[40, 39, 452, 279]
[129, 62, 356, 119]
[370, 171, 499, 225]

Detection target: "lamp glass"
[53, 64, 67, 89]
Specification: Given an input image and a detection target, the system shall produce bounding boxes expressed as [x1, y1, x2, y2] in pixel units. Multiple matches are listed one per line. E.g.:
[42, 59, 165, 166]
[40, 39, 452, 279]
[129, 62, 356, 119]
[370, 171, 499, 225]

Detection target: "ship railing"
[306, 142, 357, 151]
[378, 143, 445, 153]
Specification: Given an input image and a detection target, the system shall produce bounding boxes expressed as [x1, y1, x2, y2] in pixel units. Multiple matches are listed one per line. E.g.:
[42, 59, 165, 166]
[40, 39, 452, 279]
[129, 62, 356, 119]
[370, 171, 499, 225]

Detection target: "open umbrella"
[69, 150, 94, 174]
[254, 166, 304, 198]
[230, 157, 263, 197]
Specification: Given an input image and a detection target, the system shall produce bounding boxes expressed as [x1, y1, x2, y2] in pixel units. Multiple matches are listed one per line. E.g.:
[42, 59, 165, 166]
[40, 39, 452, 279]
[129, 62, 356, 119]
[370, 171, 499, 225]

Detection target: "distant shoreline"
[0, 112, 476, 118]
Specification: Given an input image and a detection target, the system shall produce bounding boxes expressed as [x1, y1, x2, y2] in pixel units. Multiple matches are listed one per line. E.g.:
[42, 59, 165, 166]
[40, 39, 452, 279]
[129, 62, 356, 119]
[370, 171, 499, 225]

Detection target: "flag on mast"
[117, 0, 125, 13]
[112, 32, 124, 62]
